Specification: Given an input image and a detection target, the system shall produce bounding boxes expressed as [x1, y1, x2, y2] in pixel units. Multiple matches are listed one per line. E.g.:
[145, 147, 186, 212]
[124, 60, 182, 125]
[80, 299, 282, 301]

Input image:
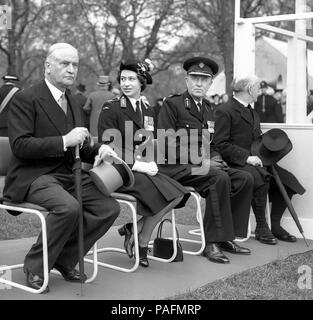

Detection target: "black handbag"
[153, 219, 183, 262]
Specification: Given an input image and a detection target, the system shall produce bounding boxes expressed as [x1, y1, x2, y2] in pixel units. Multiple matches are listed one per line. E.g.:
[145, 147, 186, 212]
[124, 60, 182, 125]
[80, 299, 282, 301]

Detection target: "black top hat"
[183, 56, 219, 77]
[76, 83, 86, 92]
[251, 129, 292, 166]
[2, 74, 19, 82]
[120, 59, 153, 84]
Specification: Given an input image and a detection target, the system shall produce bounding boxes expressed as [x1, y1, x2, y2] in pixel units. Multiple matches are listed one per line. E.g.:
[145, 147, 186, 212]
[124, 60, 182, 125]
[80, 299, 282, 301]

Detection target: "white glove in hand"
[94, 145, 117, 167]
[132, 160, 158, 176]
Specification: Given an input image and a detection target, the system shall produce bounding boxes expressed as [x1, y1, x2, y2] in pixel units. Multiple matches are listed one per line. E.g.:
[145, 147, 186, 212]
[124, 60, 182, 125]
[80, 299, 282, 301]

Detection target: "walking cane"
[271, 165, 309, 247]
[74, 144, 85, 296]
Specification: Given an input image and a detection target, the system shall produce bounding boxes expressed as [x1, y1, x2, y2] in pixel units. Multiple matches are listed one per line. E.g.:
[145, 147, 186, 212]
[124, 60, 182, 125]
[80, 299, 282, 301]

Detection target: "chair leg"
[178, 192, 206, 255]
[0, 205, 49, 294]
[84, 199, 140, 273]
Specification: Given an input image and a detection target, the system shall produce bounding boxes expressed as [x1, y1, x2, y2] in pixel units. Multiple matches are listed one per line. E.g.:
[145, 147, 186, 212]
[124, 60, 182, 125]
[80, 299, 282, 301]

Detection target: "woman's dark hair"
[117, 71, 147, 92]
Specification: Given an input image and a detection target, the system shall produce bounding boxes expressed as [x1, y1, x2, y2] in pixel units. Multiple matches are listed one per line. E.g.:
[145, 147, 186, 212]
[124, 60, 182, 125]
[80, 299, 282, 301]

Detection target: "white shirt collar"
[128, 96, 143, 111]
[45, 78, 65, 103]
[233, 95, 250, 108]
[190, 97, 203, 111]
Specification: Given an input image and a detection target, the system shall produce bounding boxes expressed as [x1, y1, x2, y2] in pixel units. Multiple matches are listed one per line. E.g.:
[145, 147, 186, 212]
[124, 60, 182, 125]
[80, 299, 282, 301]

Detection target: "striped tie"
[58, 93, 67, 114]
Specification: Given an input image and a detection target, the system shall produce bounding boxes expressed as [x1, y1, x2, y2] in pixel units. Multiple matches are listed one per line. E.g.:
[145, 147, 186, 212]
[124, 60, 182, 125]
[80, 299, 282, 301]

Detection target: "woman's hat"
[120, 59, 153, 84]
[89, 156, 134, 196]
[251, 128, 292, 166]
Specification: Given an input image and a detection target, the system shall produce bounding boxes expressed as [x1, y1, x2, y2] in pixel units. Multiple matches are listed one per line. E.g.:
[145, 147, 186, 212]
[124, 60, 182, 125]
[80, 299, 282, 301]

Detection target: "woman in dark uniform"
[98, 59, 189, 267]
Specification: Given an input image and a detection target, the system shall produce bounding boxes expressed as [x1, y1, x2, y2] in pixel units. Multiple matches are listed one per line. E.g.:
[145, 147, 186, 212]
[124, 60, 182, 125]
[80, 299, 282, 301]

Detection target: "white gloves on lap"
[132, 160, 158, 176]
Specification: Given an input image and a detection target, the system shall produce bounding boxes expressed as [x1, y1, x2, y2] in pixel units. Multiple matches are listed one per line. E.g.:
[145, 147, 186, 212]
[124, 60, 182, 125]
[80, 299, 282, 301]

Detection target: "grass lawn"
[171, 250, 313, 300]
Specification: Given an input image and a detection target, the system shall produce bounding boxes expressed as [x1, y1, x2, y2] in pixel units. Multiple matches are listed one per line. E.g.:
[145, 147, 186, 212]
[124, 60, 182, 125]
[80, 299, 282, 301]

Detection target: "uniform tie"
[262, 95, 265, 113]
[58, 93, 67, 114]
[136, 100, 143, 125]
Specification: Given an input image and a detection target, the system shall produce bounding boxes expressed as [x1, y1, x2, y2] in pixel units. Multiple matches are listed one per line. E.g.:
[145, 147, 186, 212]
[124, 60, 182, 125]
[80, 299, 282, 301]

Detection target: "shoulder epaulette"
[184, 97, 190, 110]
[120, 96, 126, 108]
[167, 93, 182, 99]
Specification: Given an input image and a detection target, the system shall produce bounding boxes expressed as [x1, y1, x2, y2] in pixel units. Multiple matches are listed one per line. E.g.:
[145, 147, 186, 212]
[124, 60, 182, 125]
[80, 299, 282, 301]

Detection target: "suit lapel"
[122, 95, 143, 129]
[66, 89, 80, 127]
[37, 81, 67, 135]
[232, 98, 254, 127]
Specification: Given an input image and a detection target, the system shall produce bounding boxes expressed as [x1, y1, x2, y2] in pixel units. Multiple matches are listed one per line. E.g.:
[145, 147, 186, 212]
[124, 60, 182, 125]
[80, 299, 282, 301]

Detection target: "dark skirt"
[117, 172, 190, 216]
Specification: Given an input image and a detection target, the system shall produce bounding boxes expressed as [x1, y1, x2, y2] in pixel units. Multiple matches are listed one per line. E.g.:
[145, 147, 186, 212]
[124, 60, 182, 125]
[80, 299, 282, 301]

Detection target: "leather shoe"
[219, 241, 251, 255]
[25, 269, 49, 293]
[54, 264, 87, 282]
[201, 243, 230, 264]
[255, 224, 278, 245]
[118, 223, 134, 258]
[138, 246, 149, 268]
[273, 232, 297, 243]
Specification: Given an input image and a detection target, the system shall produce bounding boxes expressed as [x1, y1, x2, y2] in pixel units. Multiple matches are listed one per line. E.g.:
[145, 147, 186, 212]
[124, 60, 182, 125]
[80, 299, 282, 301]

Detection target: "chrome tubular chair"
[0, 137, 97, 292]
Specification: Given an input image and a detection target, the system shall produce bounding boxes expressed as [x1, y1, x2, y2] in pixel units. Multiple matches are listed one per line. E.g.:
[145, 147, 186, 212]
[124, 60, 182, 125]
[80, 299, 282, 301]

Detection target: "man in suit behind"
[254, 81, 284, 123]
[3, 43, 120, 293]
[0, 74, 21, 136]
[213, 76, 305, 245]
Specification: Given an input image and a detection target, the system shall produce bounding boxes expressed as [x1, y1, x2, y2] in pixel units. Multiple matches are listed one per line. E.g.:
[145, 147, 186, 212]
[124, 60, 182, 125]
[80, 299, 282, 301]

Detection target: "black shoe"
[273, 232, 297, 242]
[24, 269, 49, 293]
[255, 224, 277, 245]
[118, 223, 134, 258]
[54, 264, 87, 282]
[138, 246, 149, 268]
[219, 241, 251, 255]
[201, 243, 230, 264]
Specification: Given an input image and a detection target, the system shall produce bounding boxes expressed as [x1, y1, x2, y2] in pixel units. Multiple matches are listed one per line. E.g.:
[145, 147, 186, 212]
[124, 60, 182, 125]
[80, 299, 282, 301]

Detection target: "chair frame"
[85, 194, 180, 272]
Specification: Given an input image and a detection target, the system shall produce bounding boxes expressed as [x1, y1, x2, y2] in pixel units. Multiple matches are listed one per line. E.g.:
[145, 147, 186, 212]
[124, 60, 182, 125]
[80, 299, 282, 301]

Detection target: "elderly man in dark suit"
[3, 43, 120, 293]
[158, 57, 253, 264]
[213, 76, 305, 245]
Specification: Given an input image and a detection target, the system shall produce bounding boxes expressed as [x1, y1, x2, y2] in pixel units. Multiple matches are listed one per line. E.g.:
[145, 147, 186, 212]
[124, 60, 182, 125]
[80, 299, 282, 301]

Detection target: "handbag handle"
[156, 218, 180, 241]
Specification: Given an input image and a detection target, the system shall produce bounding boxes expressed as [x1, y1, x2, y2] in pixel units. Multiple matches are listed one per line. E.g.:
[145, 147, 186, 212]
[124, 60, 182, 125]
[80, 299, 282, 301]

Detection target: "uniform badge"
[120, 96, 126, 108]
[207, 120, 215, 134]
[184, 98, 190, 110]
[199, 62, 204, 68]
[144, 116, 154, 131]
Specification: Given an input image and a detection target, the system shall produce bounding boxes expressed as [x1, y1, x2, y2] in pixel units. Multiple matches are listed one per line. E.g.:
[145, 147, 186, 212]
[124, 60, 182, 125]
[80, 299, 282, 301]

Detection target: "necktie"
[247, 104, 254, 121]
[197, 102, 202, 113]
[58, 93, 67, 114]
[136, 100, 143, 125]
[262, 95, 265, 113]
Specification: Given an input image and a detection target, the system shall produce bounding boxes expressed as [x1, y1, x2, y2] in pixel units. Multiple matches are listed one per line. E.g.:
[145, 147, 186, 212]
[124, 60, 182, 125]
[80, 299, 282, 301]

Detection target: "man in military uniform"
[83, 75, 115, 137]
[157, 57, 254, 264]
[0, 74, 21, 136]
[254, 81, 284, 123]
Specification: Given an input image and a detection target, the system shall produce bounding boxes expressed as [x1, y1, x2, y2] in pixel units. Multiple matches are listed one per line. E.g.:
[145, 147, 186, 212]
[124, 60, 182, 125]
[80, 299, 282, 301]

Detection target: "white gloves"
[93, 145, 117, 167]
[132, 160, 158, 176]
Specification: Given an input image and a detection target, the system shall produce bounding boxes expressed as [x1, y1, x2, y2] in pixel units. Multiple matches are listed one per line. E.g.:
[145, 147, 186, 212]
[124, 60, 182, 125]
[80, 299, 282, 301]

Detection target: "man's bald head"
[46, 43, 78, 62]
